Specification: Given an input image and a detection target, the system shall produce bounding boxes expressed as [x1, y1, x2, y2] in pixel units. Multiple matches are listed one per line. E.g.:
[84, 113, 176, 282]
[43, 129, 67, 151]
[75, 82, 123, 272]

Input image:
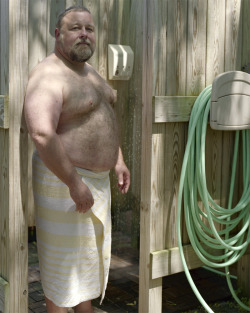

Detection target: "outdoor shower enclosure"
[0, 0, 250, 313]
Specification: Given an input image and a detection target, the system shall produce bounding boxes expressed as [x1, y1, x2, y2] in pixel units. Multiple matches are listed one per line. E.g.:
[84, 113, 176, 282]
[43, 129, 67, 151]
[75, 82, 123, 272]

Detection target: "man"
[24, 6, 130, 313]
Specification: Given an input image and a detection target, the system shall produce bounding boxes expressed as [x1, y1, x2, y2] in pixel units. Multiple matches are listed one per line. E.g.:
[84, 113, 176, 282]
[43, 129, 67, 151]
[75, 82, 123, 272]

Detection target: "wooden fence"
[140, 0, 250, 312]
[0, 0, 250, 312]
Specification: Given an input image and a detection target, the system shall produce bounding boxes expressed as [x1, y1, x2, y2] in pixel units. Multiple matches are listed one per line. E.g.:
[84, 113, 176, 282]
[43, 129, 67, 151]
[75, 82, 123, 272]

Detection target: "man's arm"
[24, 66, 94, 213]
[114, 147, 130, 194]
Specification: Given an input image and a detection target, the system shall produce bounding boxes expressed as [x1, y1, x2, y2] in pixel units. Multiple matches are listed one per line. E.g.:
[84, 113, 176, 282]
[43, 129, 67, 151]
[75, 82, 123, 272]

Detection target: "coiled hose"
[177, 85, 250, 312]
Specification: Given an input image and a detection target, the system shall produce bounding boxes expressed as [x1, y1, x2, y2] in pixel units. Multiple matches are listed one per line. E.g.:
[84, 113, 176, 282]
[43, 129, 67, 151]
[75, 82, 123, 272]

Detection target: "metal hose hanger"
[177, 85, 250, 312]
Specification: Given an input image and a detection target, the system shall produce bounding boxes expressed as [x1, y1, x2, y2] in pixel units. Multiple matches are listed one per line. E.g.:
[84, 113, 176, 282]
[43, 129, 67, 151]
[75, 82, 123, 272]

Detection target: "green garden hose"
[177, 85, 250, 312]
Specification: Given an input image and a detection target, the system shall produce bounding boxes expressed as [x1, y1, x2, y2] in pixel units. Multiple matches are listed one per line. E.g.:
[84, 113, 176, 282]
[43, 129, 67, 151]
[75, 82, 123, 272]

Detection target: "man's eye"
[72, 27, 79, 30]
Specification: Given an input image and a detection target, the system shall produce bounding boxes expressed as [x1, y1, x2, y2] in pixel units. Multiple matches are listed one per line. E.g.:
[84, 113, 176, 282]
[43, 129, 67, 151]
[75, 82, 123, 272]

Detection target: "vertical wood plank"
[186, 0, 207, 95]
[153, 0, 167, 95]
[0, 0, 9, 294]
[98, 0, 110, 79]
[0, 129, 9, 281]
[47, 0, 66, 55]
[151, 125, 165, 251]
[28, 0, 48, 71]
[223, 0, 242, 217]
[241, 0, 250, 67]
[225, 0, 242, 71]
[166, 0, 187, 96]
[139, 0, 162, 312]
[206, 0, 226, 85]
[83, 0, 99, 70]
[8, 0, 29, 312]
[237, 254, 250, 296]
[205, 0, 225, 231]
[164, 0, 188, 248]
[0, 0, 9, 95]
[151, 0, 167, 258]
[66, 0, 82, 7]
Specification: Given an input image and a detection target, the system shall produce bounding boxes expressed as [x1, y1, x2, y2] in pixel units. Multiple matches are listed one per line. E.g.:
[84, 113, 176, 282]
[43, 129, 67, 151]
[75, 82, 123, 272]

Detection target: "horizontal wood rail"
[151, 245, 250, 280]
[153, 96, 197, 123]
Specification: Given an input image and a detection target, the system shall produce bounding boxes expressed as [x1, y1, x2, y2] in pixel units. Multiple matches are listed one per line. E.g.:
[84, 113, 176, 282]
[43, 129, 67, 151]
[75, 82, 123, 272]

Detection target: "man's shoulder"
[30, 54, 58, 74]
[28, 54, 63, 84]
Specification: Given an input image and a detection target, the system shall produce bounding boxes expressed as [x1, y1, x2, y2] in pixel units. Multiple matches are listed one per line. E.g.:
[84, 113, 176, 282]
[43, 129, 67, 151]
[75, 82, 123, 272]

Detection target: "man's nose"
[79, 28, 88, 38]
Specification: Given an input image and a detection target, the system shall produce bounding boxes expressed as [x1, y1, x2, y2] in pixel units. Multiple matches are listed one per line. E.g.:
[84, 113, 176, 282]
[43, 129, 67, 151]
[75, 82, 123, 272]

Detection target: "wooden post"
[0, 0, 29, 312]
[139, 0, 162, 312]
[237, 254, 250, 296]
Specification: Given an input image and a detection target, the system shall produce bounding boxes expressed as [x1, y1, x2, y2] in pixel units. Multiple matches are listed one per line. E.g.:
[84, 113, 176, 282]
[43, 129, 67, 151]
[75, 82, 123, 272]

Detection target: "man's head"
[55, 6, 96, 63]
[56, 6, 91, 30]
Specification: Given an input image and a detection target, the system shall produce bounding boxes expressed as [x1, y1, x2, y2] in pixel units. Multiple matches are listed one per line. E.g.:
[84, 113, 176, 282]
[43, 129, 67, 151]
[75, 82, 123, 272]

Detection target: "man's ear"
[55, 28, 60, 40]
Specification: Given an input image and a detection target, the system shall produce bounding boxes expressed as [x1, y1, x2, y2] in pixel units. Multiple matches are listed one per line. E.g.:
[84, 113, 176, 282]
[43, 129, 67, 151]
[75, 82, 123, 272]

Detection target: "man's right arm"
[24, 65, 94, 212]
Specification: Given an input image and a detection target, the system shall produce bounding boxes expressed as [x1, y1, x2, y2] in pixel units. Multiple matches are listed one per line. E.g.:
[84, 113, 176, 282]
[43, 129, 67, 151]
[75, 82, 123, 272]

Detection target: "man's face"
[56, 11, 96, 63]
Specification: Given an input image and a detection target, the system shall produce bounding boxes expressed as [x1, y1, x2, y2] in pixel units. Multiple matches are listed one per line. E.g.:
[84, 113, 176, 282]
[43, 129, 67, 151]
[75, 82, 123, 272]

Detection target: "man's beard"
[69, 41, 94, 63]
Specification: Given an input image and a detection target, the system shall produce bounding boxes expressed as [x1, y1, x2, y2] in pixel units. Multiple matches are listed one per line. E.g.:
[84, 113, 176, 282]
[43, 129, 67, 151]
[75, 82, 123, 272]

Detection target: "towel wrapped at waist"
[32, 150, 111, 307]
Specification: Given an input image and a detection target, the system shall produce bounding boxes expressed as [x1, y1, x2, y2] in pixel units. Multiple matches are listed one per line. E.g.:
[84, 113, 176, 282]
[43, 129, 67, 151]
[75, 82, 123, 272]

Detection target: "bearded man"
[24, 6, 130, 313]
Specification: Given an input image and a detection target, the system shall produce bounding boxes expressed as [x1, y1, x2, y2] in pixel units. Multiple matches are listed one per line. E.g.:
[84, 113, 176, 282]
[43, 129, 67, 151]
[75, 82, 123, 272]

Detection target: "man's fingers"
[76, 200, 94, 213]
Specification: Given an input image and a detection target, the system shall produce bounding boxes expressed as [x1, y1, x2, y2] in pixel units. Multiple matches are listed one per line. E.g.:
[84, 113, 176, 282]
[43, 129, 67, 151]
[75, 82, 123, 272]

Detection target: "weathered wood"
[152, 246, 250, 280]
[242, 0, 250, 67]
[151, 246, 203, 279]
[225, 0, 242, 71]
[237, 254, 250, 296]
[204, 0, 225, 232]
[0, 0, 9, 95]
[186, 0, 207, 95]
[139, 0, 159, 312]
[0, 96, 9, 129]
[0, 277, 9, 313]
[98, 0, 109, 79]
[46, 0, 65, 54]
[164, 0, 189, 249]
[153, 96, 197, 123]
[83, 0, 99, 70]
[166, 0, 187, 96]
[206, 0, 225, 85]
[0, 0, 9, 293]
[8, 0, 29, 312]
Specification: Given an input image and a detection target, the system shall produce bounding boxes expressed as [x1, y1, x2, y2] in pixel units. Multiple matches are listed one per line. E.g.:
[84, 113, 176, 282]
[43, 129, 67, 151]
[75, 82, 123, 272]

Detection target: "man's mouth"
[77, 41, 89, 46]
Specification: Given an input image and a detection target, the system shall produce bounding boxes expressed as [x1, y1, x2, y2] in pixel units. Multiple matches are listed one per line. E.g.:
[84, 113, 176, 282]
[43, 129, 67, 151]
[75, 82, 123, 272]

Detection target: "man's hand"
[115, 161, 130, 194]
[69, 179, 94, 213]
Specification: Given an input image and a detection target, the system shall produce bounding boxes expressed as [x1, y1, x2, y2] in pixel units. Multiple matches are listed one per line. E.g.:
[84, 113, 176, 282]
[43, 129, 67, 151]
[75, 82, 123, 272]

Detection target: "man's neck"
[54, 47, 86, 73]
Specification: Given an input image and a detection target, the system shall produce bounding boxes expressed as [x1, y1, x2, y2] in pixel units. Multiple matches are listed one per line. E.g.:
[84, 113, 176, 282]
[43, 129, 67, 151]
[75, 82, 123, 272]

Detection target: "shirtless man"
[24, 6, 130, 313]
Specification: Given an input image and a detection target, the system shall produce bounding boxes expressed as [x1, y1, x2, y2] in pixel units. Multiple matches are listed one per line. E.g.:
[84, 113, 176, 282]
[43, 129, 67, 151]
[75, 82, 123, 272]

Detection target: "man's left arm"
[114, 147, 130, 194]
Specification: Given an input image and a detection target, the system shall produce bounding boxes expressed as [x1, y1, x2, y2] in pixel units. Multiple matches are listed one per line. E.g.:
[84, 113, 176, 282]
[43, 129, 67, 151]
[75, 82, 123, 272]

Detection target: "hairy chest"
[61, 71, 116, 117]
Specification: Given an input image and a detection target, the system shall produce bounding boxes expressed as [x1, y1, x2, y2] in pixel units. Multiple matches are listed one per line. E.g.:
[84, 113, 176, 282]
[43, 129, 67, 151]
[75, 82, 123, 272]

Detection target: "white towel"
[32, 150, 111, 307]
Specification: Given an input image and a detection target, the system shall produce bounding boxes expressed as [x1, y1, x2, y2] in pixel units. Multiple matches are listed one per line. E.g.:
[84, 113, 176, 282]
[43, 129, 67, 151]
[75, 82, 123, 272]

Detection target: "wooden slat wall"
[146, 0, 250, 311]
[152, 0, 247, 252]
[0, 0, 29, 312]
[1, 1, 250, 312]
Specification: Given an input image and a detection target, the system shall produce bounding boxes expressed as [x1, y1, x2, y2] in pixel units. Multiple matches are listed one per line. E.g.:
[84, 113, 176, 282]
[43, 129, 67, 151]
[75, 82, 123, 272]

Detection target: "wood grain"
[8, 0, 29, 312]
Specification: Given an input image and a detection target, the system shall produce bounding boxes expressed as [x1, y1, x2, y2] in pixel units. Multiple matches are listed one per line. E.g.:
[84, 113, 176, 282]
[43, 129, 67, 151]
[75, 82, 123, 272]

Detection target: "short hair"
[56, 6, 91, 29]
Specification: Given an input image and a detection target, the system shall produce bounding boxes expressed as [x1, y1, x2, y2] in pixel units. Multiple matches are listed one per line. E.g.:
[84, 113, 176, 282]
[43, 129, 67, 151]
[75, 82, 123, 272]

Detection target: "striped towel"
[32, 150, 111, 307]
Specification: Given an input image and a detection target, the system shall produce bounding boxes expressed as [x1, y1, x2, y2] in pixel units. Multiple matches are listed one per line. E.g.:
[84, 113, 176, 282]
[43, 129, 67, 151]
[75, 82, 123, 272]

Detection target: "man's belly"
[58, 128, 120, 171]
